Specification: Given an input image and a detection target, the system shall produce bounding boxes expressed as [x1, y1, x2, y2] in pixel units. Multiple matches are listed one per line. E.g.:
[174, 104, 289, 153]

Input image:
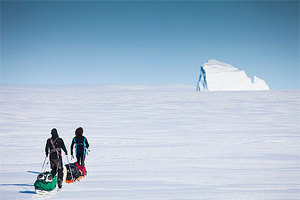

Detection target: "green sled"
[34, 172, 57, 191]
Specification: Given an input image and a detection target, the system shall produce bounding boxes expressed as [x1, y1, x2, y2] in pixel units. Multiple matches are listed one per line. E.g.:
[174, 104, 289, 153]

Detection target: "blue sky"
[1, 1, 299, 89]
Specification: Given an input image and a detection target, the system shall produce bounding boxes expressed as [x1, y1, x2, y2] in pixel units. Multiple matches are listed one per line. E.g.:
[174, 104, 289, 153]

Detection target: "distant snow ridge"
[196, 60, 269, 91]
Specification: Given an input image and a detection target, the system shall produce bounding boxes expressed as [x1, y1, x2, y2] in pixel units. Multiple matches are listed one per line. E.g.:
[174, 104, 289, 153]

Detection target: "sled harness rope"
[50, 138, 61, 156]
[49, 138, 62, 173]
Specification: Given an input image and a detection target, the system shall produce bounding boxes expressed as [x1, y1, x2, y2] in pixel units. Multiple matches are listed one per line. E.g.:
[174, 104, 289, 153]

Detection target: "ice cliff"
[196, 60, 270, 91]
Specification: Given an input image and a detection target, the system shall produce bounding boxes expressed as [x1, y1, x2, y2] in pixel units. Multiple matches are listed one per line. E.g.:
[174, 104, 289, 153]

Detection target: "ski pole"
[66, 154, 75, 181]
[44, 161, 49, 173]
[41, 155, 47, 172]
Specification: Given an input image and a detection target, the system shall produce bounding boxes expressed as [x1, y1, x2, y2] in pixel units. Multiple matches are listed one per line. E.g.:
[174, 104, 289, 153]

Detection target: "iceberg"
[196, 60, 270, 91]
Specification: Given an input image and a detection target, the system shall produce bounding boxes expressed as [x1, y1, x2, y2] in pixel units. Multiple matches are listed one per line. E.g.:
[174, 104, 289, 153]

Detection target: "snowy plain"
[0, 85, 299, 200]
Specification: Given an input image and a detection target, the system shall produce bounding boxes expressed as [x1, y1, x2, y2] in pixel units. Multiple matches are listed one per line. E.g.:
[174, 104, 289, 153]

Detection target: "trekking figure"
[45, 128, 68, 189]
[71, 127, 89, 166]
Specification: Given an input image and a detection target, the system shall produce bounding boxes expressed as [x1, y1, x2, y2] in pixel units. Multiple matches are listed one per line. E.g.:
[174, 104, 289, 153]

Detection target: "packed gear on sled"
[65, 163, 81, 183]
[45, 128, 68, 188]
[34, 172, 57, 191]
[75, 162, 87, 176]
[71, 127, 89, 166]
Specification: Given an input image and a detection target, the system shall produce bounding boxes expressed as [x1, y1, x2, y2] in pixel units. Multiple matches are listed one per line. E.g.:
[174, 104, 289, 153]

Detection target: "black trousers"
[76, 152, 85, 166]
[50, 155, 63, 183]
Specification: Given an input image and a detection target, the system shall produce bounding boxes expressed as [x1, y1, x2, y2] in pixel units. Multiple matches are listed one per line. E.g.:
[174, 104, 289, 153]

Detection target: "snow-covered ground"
[0, 85, 299, 200]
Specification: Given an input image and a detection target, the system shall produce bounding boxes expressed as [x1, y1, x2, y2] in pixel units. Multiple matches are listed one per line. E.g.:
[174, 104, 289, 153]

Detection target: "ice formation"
[196, 60, 269, 91]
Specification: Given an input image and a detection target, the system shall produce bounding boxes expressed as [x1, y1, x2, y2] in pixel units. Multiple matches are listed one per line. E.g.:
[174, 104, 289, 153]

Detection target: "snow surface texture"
[1, 85, 299, 200]
[196, 60, 270, 91]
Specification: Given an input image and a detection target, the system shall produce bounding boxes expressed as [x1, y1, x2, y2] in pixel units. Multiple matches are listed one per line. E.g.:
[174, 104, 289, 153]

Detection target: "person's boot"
[58, 179, 62, 189]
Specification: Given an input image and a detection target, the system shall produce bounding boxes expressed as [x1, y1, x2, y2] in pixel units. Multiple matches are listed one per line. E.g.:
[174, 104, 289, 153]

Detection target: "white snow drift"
[0, 85, 299, 200]
[197, 60, 270, 91]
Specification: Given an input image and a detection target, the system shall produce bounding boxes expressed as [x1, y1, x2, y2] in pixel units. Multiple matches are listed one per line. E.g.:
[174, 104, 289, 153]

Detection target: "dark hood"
[51, 128, 59, 140]
[75, 127, 83, 136]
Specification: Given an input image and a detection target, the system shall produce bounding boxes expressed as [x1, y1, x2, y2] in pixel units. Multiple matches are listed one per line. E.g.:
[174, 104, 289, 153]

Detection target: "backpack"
[74, 137, 88, 157]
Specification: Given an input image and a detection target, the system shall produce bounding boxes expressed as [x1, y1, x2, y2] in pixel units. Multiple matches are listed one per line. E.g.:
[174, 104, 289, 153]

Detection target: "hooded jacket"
[45, 129, 67, 158]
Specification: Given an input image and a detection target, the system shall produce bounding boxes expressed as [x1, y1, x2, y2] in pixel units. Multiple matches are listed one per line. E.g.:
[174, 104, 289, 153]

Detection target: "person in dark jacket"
[45, 128, 68, 188]
[71, 127, 89, 166]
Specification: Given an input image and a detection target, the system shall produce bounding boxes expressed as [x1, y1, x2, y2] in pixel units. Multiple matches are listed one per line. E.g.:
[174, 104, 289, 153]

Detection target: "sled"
[34, 171, 57, 193]
[65, 162, 86, 183]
